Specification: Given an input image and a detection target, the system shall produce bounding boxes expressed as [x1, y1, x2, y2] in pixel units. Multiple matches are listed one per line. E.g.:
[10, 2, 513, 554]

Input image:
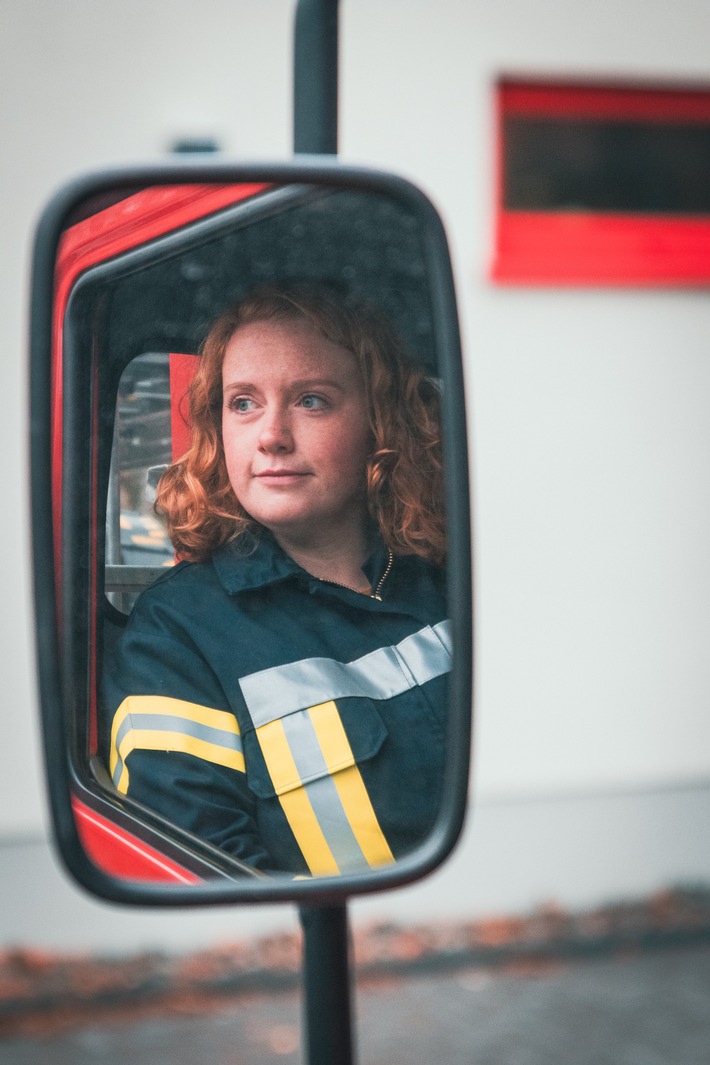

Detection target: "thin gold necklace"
[316, 549, 393, 601]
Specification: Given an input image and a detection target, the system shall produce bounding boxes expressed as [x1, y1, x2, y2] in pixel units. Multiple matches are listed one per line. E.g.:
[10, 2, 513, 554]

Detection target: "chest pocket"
[244, 698, 393, 877]
[238, 621, 452, 877]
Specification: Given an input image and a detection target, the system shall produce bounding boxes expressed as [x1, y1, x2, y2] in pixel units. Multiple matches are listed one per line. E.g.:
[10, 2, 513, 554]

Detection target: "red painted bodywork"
[72, 796, 201, 883]
[54, 183, 266, 883]
[493, 81, 710, 285]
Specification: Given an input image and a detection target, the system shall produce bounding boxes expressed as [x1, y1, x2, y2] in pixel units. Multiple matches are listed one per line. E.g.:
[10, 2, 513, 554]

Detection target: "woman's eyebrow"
[288, 377, 347, 391]
[223, 377, 346, 392]
[222, 379, 258, 392]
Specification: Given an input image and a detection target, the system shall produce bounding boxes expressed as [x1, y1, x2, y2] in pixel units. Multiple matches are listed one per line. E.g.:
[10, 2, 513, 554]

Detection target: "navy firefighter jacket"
[102, 533, 451, 877]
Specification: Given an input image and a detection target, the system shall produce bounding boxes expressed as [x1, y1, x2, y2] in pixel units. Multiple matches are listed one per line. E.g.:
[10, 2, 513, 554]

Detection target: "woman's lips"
[254, 470, 311, 484]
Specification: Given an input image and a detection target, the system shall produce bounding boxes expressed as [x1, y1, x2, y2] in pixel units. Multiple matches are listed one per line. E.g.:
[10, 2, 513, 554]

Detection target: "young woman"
[103, 284, 451, 877]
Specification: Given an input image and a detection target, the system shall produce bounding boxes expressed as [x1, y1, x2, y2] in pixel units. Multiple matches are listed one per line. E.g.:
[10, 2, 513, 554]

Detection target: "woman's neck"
[273, 524, 371, 592]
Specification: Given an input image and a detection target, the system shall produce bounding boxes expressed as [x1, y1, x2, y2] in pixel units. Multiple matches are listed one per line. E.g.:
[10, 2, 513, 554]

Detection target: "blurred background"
[1, 0, 710, 1006]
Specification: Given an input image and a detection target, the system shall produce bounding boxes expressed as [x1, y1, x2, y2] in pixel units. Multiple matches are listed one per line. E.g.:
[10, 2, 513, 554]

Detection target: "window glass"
[106, 353, 174, 613]
[504, 117, 710, 214]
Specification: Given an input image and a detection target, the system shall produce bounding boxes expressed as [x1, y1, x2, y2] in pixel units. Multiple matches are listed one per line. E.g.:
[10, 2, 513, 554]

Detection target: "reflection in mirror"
[62, 182, 453, 881]
[106, 352, 175, 615]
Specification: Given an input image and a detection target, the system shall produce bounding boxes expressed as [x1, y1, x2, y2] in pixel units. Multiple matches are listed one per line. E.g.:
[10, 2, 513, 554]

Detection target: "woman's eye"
[229, 396, 256, 413]
[300, 394, 327, 410]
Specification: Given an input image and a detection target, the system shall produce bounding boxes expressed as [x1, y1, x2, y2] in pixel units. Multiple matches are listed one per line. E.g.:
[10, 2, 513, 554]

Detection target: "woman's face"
[221, 317, 372, 551]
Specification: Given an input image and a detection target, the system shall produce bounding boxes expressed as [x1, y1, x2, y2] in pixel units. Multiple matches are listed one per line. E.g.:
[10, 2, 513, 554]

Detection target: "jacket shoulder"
[129, 558, 222, 617]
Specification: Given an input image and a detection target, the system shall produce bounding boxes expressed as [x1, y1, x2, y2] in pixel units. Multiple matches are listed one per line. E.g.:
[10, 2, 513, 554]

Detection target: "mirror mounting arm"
[300, 905, 355, 1065]
[294, 0, 339, 154]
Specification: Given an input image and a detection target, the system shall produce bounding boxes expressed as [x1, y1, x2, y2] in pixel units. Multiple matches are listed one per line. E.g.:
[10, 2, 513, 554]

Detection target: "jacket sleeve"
[102, 607, 272, 871]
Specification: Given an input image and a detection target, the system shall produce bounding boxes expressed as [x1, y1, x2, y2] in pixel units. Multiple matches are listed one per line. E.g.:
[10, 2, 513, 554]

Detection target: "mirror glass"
[50, 176, 467, 892]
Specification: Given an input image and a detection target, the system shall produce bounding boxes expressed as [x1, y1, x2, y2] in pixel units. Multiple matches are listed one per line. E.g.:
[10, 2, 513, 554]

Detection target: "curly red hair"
[156, 284, 446, 565]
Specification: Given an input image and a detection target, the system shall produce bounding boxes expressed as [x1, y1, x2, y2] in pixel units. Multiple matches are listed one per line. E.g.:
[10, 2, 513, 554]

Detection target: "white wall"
[1, 0, 709, 945]
[339, 0, 710, 798]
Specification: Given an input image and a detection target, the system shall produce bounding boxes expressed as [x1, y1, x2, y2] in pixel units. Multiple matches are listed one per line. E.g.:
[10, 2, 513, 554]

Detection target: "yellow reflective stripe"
[257, 718, 340, 876]
[308, 702, 394, 868]
[256, 719, 303, 795]
[109, 695, 244, 795]
[114, 729, 245, 795]
[110, 696, 240, 754]
[331, 766, 395, 867]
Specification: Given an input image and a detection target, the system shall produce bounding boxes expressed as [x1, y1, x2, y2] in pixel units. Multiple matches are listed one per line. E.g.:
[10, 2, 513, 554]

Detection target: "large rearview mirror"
[30, 160, 471, 905]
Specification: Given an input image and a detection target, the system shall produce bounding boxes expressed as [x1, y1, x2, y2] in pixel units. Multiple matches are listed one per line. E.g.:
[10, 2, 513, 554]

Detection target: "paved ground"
[1, 942, 709, 1065]
[2, 890, 709, 1063]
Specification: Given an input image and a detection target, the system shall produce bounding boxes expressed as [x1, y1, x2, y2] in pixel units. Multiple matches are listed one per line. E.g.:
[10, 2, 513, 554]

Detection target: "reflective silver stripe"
[240, 620, 452, 727]
[281, 712, 368, 871]
[301, 775, 370, 872]
[113, 713, 242, 756]
[280, 708, 333, 789]
[112, 713, 243, 788]
[432, 618, 452, 657]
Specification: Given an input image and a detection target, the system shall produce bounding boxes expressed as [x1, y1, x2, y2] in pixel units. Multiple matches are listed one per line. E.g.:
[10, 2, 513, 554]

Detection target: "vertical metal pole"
[299, 904, 354, 1065]
[293, 4, 352, 1062]
[293, 0, 339, 154]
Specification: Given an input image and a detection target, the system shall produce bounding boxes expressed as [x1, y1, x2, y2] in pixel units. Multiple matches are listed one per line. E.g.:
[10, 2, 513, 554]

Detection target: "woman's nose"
[257, 408, 294, 452]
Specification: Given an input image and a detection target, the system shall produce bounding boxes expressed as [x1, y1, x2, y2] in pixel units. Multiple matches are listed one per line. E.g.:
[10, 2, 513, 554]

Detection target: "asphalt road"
[2, 942, 708, 1065]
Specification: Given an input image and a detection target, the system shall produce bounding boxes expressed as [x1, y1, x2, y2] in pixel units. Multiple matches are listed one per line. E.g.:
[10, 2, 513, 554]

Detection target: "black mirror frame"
[30, 157, 472, 906]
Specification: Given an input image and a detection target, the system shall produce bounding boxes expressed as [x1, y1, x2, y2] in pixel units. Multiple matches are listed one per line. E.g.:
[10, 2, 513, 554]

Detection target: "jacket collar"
[211, 530, 393, 597]
[212, 532, 301, 595]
